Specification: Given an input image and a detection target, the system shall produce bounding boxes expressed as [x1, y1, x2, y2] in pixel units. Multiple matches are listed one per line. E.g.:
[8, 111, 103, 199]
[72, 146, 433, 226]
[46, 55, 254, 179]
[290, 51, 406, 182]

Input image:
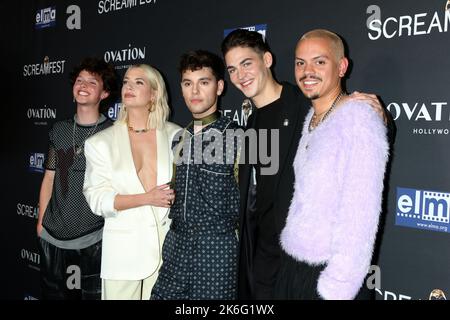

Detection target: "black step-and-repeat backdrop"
[2, 0, 450, 300]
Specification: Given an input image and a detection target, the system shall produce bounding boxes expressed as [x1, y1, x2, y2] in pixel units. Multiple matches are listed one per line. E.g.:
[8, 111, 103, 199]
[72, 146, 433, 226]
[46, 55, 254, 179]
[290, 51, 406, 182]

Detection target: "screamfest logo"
[375, 288, 412, 300]
[222, 108, 247, 127]
[23, 56, 66, 77]
[375, 287, 448, 300]
[17, 203, 39, 220]
[366, 3, 450, 40]
[396, 187, 450, 234]
[98, 0, 157, 15]
[222, 99, 255, 127]
[387, 101, 450, 135]
[103, 44, 146, 70]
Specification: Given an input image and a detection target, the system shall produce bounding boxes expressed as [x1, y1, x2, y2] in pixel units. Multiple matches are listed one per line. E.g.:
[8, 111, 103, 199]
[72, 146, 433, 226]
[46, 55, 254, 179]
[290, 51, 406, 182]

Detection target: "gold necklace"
[308, 92, 345, 132]
[128, 125, 149, 133]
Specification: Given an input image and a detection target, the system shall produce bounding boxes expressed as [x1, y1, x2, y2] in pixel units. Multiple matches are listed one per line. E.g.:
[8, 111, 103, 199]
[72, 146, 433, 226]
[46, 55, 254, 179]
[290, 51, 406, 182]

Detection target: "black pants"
[273, 251, 373, 300]
[273, 251, 325, 300]
[38, 238, 102, 300]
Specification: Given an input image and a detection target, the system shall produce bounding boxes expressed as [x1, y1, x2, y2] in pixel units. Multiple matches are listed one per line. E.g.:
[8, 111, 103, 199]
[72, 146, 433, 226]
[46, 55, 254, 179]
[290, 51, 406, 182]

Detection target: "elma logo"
[224, 24, 267, 39]
[29, 153, 45, 173]
[35, 6, 56, 29]
[107, 102, 122, 121]
[396, 187, 450, 233]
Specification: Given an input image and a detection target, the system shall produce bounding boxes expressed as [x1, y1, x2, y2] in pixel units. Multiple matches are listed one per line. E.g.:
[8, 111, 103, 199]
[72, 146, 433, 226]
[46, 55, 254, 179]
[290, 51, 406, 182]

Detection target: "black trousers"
[273, 251, 373, 300]
[273, 251, 325, 300]
[38, 238, 102, 300]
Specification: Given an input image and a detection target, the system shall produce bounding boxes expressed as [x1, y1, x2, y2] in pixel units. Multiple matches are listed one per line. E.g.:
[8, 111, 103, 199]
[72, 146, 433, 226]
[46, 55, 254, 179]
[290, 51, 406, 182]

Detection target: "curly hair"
[70, 57, 118, 106]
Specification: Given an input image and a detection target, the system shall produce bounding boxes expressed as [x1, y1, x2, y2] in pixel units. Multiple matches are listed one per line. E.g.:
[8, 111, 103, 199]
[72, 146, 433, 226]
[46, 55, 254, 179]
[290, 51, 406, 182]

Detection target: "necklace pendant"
[75, 146, 83, 156]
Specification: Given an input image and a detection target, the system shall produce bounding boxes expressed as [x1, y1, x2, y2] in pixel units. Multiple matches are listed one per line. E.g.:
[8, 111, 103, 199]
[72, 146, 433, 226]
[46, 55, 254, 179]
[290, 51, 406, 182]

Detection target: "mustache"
[299, 75, 322, 82]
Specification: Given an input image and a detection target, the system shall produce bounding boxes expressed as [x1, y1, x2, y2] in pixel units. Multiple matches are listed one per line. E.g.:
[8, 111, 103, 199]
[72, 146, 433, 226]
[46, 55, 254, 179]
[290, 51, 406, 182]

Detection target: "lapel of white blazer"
[114, 122, 146, 194]
[156, 127, 171, 186]
[154, 126, 171, 220]
[113, 122, 171, 219]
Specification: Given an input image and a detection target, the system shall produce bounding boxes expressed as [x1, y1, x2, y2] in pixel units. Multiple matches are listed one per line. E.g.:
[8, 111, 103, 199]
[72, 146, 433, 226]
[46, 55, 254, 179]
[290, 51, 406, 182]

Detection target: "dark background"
[2, 0, 450, 300]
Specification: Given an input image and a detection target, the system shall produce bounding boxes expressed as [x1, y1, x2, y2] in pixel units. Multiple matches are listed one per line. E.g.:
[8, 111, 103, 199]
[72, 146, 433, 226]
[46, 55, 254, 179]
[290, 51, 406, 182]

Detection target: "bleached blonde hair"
[117, 64, 170, 129]
[299, 29, 345, 60]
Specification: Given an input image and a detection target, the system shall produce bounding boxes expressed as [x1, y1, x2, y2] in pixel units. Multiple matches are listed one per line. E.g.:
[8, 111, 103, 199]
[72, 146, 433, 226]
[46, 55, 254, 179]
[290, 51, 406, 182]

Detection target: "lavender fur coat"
[280, 100, 389, 300]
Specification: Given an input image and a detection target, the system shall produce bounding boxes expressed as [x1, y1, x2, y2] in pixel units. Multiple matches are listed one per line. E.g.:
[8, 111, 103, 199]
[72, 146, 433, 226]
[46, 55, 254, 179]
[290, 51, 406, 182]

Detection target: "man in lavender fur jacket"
[279, 29, 389, 300]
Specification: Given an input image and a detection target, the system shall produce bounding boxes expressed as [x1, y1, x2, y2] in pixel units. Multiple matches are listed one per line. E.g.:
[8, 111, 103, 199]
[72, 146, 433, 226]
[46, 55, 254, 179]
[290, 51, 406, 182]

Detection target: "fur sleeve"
[317, 102, 389, 300]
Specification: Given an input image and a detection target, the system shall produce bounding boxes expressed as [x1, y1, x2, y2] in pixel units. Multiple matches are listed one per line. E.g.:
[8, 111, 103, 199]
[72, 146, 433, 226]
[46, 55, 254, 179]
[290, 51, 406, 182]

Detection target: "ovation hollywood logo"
[387, 101, 450, 135]
[23, 56, 66, 77]
[104, 44, 146, 70]
[27, 106, 56, 126]
[366, 2, 450, 40]
[21, 248, 40, 271]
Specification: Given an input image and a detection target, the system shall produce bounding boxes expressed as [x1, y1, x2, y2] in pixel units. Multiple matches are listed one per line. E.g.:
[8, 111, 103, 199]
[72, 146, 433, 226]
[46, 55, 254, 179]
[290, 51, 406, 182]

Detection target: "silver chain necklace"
[73, 116, 100, 156]
[308, 92, 345, 132]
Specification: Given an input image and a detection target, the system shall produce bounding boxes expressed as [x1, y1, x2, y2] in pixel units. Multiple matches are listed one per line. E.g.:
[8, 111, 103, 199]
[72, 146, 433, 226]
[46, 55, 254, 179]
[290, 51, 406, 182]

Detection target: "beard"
[298, 75, 321, 100]
[301, 90, 320, 100]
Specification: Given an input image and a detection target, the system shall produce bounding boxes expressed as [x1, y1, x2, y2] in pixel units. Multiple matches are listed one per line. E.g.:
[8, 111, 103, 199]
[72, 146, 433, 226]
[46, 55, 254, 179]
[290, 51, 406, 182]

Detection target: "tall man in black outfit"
[221, 29, 385, 299]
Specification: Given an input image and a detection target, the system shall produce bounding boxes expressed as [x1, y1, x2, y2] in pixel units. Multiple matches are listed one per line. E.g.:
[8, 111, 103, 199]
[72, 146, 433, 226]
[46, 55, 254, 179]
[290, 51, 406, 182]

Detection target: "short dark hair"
[70, 57, 118, 94]
[178, 50, 225, 81]
[221, 29, 271, 57]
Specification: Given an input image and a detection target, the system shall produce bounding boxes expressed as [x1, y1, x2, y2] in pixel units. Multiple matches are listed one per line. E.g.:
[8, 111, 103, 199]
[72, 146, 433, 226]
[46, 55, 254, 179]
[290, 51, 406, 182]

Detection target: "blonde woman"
[83, 64, 181, 300]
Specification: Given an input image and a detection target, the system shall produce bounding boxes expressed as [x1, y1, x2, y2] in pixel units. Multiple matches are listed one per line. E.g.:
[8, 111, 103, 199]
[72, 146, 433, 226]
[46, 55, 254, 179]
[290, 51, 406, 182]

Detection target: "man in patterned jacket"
[151, 50, 241, 299]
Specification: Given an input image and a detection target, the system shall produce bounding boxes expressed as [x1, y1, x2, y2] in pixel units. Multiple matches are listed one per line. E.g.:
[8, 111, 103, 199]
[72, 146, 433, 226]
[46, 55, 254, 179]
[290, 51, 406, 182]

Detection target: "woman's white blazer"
[83, 121, 181, 280]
